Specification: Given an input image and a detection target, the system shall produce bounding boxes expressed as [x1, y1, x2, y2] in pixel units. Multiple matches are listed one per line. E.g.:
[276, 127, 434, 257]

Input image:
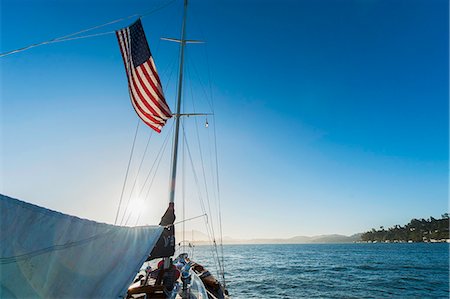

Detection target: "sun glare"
[128, 198, 145, 218]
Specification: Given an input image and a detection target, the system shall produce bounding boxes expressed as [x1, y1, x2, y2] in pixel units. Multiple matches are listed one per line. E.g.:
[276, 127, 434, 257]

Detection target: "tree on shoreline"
[361, 214, 449, 242]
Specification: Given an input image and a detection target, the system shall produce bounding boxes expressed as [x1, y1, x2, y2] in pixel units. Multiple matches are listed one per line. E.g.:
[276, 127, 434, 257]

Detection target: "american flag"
[116, 19, 172, 132]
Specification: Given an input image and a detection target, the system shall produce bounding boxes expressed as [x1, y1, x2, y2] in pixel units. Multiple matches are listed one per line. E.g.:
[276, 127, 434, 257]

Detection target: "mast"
[169, 0, 188, 205]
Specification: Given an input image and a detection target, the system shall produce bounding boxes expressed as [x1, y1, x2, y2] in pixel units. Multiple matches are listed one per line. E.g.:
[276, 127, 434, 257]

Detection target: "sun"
[128, 198, 145, 218]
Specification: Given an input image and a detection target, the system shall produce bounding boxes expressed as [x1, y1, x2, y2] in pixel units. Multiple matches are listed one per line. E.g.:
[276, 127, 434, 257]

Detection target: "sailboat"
[0, 0, 229, 298]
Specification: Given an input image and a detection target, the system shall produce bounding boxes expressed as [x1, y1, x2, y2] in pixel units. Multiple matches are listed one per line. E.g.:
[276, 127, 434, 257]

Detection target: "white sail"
[0, 194, 163, 299]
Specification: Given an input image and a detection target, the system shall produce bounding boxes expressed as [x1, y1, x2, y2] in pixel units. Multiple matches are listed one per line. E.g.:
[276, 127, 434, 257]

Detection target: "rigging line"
[200, 112, 224, 281]
[189, 8, 226, 286]
[119, 129, 154, 225]
[182, 118, 186, 253]
[0, 0, 177, 58]
[187, 86, 219, 263]
[26, 31, 117, 46]
[186, 52, 214, 111]
[207, 121, 218, 207]
[137, 121, 173, 198]
[197, 22, 226, 284]
[184, 35, 220, 221]
[152, 0, 176, 59]
[128, 138, 169, 226]
[212, 114, 226, 286]
[132, 128, 171, 225]
[172, 213, 207, 226]
[193, 40, 217, 185]
[189, 6, 215, 111]
[131, 122, 173, 226]
[181, 124, 222, 278]
[200, 66, 225, 282]
[186, 62, 218, 252]
[188, 61, 214, 211]
[181, 38, 221, 278]
[206, 82, 226, 287]
[141, 127, 172, 202]
[185, 30, 225, 287]
[181, 125, 207, 223]
[159, 51, 178, 91]
[114, 120, 140, 225]
[185, 38, 217, 220]
[131, 125, 173, 226]
[198, 87, 225, 282]
[190, 59, 226, 285]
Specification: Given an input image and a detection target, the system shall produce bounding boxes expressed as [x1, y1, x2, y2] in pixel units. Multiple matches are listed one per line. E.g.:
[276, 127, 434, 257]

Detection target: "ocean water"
[191, 243, 449, 298]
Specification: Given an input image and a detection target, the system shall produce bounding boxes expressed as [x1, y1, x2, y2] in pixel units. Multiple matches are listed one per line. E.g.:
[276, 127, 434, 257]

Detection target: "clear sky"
[1, 0, 448, 239]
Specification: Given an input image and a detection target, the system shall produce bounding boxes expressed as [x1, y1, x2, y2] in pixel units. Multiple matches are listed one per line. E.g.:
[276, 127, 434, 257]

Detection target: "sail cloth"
[116, 19, 172, 133]
[147, 203, 176, 260]
[0, 194, 163, 299]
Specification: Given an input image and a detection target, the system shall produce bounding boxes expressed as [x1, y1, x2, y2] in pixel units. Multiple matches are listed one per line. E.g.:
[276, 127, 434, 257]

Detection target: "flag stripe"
[116, 30, 129, 74]
[121, 30, 164, 129]
[140, 62, 170, 112]
[130, 95, 162, 132]
[132, 66, 168, 120]
[117, 29, 165, 130]
[145, 57, 164, 95]
[116, 20, 172, 133]
[149, 57, 162, 85]
[129, 68, 165, 123]
[138, 64, 165, 107]
[136, 65, 171, 118]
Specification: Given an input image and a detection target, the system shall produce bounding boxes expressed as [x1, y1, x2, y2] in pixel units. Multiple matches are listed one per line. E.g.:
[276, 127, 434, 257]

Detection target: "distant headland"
[360, 214, 449, 244]
[179, 214, 450, 245]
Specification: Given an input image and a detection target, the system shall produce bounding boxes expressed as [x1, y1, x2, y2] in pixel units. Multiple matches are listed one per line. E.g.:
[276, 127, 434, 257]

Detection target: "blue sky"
[1, 0, 448, 238]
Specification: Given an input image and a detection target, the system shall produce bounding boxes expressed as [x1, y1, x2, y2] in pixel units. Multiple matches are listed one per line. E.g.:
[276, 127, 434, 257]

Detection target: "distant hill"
[176, 231, 362, 245]
[234, 233, 362, 245]
[176, 214, 450, 245]
[175, 230, 210, 242]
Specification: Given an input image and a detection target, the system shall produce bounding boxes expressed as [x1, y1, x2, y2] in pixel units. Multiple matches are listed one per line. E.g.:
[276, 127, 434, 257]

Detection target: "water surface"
[192, 243, 449, 298]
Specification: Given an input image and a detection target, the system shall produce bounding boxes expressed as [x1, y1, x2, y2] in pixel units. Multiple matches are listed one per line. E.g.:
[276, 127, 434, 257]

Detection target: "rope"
[182, 118, 186, 253]
[212, 114, 226, 286]
[172, 213, 207, 226]
[187, 54, 214, 111]
[43, 31, 116, 44]
[128, 127, 171, 226]
[139, 122, 173, 199]
[119, 130, 153, 225]
[185, 19, 227, 285]
[188, 65, 214, 230]
[187, 64, 223, 280]
[132, 122, 173, 226]
[198, 21, 227, 286]
[114, 120, 140, 225]
[0, 0, 177, 58]
[181, 125, 222, 280]
[185, 56, 225, 282]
